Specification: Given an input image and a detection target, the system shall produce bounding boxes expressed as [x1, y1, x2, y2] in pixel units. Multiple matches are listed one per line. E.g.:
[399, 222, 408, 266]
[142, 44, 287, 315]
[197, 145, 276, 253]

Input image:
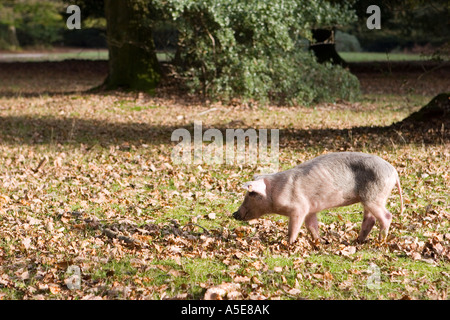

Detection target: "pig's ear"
[243, 180, 266, 197]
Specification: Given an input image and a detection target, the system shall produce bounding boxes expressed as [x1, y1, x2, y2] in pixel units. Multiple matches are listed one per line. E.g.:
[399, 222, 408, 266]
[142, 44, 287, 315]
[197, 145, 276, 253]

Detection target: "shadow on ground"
[0, 114, 447, 149]
[0, 60, 448, 148]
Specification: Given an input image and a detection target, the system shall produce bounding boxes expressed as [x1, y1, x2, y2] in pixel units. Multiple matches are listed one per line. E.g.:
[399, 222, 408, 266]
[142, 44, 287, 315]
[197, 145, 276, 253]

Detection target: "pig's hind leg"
[357, 209, 376, 243]
[305, 213, 320, 241]
[363, 202, 392, 241]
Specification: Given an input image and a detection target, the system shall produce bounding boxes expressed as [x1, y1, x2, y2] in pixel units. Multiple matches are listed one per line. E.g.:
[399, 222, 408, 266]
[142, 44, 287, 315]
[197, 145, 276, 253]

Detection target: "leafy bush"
[159, 0, 359, 105]
[335, 30, 361, 52]
[14, 1, 63, 47]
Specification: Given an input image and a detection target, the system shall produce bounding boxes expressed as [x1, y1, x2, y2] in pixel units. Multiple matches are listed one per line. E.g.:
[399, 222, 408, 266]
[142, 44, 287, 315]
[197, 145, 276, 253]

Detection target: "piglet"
[233, 152, 403, 244]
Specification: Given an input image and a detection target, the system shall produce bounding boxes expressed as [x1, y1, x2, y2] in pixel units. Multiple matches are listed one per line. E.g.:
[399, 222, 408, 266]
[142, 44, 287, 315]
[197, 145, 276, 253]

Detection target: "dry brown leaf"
[22, 237, 31, 250]
[233, 275, 250, 283]
[251, 276, 262, 285]
[207, 212, 216, 220]
[204, 283, 241, 300]
[411, 252, 422, 260]
[287, 288, 301, 295]
[48, 284, 61, 295]
[339, 245, 356, 256]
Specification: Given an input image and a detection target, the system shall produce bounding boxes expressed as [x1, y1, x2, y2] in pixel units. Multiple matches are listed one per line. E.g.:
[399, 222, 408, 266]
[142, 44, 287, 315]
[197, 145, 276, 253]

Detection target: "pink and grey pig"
[233, 152, 403, 244]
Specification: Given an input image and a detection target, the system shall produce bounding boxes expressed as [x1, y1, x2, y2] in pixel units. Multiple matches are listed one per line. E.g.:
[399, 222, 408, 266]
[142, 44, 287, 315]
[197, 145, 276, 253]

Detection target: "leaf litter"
[0, 60, 449, 300]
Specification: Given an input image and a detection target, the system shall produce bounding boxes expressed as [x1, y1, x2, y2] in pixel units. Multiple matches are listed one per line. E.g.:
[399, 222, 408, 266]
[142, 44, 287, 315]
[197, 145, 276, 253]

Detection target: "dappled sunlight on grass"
[0, 60, 448, 300]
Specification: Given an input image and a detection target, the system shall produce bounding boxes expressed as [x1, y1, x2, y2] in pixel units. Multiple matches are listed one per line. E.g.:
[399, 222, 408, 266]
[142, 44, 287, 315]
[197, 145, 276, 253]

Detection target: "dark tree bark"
[310, 28, 347, 67]
[103, 0, 160, 91]
[7, 25, 19, 48]
[401, 93, 450, 123]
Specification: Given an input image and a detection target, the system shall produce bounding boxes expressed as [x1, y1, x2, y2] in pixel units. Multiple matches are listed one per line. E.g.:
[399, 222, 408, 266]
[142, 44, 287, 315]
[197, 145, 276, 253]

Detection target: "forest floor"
[0, 58, 448, 300]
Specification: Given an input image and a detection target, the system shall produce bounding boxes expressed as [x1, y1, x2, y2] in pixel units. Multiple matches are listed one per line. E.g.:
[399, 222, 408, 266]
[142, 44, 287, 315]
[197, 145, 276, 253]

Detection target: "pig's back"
[291, 152, 397, 202]
[295, 152, 394, 174]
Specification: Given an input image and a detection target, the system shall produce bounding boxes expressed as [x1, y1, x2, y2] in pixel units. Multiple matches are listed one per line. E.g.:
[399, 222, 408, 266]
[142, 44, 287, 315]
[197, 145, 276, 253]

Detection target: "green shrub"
[160, 0, 359, 105]
[14, 1, 63, 47]
[335, 30, 361, 52]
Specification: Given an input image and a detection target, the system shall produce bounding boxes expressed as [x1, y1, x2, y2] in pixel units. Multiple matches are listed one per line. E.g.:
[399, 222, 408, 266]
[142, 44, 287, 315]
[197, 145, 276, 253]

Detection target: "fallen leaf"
[338, 280, 353, 290]
[81, 294, 103, 300]
[287, 288, 301, 295]
[233, 275, 250, 283]
[324, 271, 334, 280]
[204, 283, 240, 300]
[249, 293, 267, 300]
[339, 246, 356, 256]
[22, 237, 31, 250]
[19, 270, 30, 281]
[48, 284, 61, 295]
[168, 269, 185, 277]
[411, 252, 422, 260]
[38, 283, 49, 291]
[226, 291, 243, 299]
[207, 212, 216, 220]
[251, 276, 262, 285]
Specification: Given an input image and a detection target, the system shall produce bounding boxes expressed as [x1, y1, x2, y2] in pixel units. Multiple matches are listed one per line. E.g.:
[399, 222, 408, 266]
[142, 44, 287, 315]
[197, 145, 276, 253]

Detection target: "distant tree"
[347, 0, 449, 53]
[306, 0, 360, 66]
[102, 0, 160, 91]
[0, 0, 19, 49]
[65, 0, 161, 91]
[400, 93, 450, 123]
[0, 0, 63, 48]
[310, 28, 348, 65]
[162, 0, 359, 104]
[66, 0, 104, 18]
[68, 0, 361, 103]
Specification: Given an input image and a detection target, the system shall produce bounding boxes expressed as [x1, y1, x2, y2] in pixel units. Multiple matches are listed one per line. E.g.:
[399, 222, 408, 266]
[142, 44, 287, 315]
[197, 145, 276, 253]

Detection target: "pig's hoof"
[354, 238, 367, 245]
[374, 238, 388, 247]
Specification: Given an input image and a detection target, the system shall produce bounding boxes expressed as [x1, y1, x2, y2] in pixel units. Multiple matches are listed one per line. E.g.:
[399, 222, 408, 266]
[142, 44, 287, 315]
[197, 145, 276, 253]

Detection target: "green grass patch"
[339, 52, 436, 62]
[0, 66, 448, 300]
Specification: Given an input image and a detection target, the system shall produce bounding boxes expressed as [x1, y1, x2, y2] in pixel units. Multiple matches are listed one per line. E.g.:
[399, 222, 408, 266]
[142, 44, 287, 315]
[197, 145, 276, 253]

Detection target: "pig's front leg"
[287, 210, 307, 244]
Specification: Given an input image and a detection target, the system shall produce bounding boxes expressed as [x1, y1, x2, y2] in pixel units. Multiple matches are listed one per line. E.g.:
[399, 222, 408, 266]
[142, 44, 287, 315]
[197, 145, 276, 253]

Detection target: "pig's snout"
[233, 211, 243, 220]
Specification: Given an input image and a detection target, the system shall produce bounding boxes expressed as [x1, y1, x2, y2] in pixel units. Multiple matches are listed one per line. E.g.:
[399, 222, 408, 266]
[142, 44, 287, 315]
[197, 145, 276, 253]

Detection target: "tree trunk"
[401, 93, 449, 123]
[103, 0, 160, 91]
[310, 28, 347, 67]
[7, 25, 20, 49]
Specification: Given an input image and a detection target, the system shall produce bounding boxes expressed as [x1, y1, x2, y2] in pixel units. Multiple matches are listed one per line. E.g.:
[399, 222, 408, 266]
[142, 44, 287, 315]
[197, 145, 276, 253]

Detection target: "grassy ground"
[0, 49, 173, 62]
[0, 49, 438, 63]
[339, 52, 438, 62]
[0, 59, 448, 300]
